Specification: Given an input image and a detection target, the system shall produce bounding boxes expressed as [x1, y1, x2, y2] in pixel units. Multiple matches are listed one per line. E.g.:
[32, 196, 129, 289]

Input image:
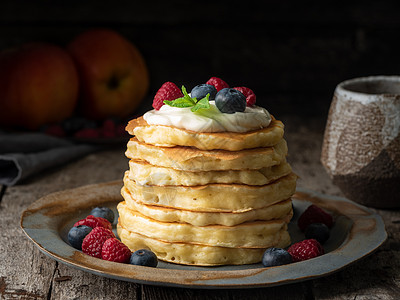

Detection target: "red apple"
[68, 29, 149, 120]
[0, 43, 79, 130]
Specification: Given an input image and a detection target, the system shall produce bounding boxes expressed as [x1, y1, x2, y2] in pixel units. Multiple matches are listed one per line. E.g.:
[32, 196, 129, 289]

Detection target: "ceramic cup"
[321, 76, 400, 209]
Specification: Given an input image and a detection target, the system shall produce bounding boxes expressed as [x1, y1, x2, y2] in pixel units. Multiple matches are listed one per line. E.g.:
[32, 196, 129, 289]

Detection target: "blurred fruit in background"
[68, 29, 149, 120]
[0, 43, 79, 130]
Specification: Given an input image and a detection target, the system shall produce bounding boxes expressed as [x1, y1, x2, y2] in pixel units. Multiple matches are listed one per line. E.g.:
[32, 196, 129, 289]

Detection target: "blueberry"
[191, 84, 217, 100]
[90, 207, 115, 223]
[68, 225, 92, 250]
[215, 88, 246, 114]
[305, 223, 330, 244]
[262, 247, 292, 267]
[129, 249, 158, 267]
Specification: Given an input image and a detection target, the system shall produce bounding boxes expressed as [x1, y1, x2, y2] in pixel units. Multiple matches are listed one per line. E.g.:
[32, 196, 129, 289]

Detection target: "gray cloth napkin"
[0, 133, 98, 186]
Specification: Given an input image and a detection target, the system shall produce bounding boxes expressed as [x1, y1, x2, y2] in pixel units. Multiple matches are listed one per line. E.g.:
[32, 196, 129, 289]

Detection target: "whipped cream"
[143, 101, 271, 133]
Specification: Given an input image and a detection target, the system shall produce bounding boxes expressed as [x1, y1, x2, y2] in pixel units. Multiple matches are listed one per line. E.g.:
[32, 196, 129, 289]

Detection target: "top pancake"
[126, 116, 284, 151]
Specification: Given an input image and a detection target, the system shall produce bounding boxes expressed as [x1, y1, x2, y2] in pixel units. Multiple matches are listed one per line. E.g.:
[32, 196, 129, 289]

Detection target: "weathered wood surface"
[1, 117, 399, 299]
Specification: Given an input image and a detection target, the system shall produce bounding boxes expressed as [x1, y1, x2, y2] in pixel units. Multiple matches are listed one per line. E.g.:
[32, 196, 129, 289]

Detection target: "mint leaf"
[191, 94, 210, 112]
[163, 85, 211, 112]
[181, 85, 192, 100]
[163, 85, 196, 107]
[163, 97, 194, 108]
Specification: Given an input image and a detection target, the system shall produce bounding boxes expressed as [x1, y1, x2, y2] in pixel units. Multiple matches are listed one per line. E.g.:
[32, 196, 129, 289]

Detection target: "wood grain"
[1, 121, 399, 299]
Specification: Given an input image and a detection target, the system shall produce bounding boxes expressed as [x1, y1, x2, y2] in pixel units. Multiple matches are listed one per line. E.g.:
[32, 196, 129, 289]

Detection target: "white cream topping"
[143, 101, 271, 133]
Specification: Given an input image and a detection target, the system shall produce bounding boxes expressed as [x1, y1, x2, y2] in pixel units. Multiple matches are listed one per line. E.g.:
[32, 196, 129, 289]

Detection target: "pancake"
[121, 187, 293, 226]
[118, 201, 292, 248]
[117, 224, 291, 266]
[123, 171, 297, 212]
[126, 116, 284, 151]
[126, 137, 288, 171]
[120, 97, 296, 266]
[128, 159, 292, 186]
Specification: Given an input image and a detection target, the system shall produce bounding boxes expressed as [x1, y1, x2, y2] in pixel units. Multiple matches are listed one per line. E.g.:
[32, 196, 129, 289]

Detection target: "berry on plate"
[287, 239, 324, 262]
[215, 88, 246, 114]
[233, 86, 256, 106]
[262, 247, 292, 267]
[129, 249, 158, 267]
[305, 223, 330, 244]
[89, 207, 115, 224]
[206, 77, 229, 92]
[297, 204, 334, 231]
[152, 82, 183, 110]
[73, 215, 112, 231]
[101, 238, 131, 263]
[67, 225, 92, 250]
[191, 84, 217, 100]
[82, 227, 115, 258]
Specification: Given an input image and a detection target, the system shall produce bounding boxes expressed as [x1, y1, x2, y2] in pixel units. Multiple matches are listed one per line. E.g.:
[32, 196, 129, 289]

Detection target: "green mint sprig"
[163, 86, 210, 112]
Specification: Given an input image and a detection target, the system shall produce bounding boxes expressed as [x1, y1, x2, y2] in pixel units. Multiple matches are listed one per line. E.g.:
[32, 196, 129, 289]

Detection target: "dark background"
[1, 0, 399, 122]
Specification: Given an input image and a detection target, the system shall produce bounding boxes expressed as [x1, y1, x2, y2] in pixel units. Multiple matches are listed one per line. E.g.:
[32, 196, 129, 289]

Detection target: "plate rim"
[20, 181, 387, 289]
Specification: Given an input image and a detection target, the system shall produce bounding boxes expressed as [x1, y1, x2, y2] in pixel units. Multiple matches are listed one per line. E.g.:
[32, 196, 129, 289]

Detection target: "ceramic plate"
[20, 181, 387, 289]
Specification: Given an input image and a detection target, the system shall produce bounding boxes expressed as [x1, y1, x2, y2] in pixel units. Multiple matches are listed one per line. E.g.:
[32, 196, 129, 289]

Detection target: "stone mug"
[321, 76, 400, 208]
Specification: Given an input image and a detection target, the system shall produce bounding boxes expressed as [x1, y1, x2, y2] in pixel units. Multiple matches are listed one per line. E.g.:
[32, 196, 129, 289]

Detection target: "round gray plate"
[20, 181, 387, 289]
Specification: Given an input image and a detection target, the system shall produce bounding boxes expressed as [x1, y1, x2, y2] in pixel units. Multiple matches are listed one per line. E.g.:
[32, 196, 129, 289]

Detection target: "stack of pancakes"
[117, 116, 297, 266]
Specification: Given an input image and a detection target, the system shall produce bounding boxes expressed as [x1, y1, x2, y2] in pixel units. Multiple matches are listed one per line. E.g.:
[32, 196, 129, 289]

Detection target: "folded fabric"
[0, 133, 98, 186]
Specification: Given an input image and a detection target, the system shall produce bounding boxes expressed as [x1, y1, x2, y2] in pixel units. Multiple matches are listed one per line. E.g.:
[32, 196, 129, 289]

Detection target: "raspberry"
[297, 204, 334, 231]
[233, 86, 256, 106]
[152, 82, 183, 110]
[101, 238, 131, 263]
[287, 239, 324, 262]
[82, 227, 115, 258]
[206, 77, 229, 92]
[74, 215, 112, 231]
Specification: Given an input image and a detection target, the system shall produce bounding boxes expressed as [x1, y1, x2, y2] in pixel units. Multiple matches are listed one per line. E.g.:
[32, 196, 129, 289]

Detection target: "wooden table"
[1, 116, 399, 299]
